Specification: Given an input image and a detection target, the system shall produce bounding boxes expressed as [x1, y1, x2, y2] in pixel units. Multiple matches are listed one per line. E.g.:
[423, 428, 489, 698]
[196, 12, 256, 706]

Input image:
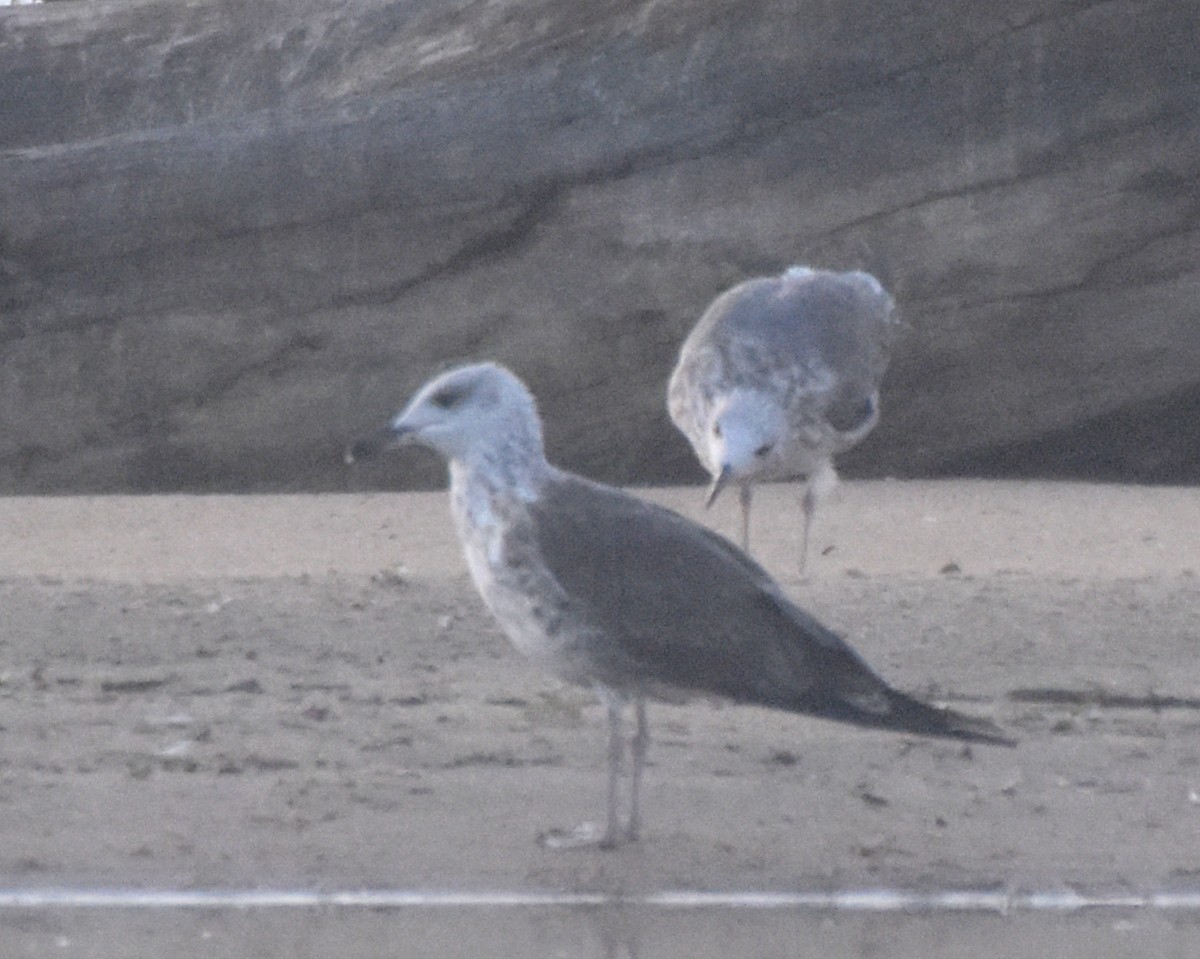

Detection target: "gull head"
[704, 389, 786, 506]
[344, 363, 545, 471]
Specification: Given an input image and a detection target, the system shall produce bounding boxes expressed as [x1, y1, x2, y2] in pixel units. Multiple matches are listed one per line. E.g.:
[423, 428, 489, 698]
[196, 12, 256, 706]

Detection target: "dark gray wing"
[527, 474, 1014, 744]
[528, 474, 892, 715]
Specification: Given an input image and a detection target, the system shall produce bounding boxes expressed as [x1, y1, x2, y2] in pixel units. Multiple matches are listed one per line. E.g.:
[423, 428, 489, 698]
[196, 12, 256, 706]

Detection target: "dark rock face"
[1, 0, 1197, 493]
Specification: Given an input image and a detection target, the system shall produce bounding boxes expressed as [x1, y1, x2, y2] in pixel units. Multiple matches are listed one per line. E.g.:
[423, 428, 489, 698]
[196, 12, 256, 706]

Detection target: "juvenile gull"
[351, 363, 1011, 849]
[669, 266, 899, 566]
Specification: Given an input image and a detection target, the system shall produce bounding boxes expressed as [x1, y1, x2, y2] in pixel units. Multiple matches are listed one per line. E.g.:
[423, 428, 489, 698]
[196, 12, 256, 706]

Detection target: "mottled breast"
[449, 475, 597, 686]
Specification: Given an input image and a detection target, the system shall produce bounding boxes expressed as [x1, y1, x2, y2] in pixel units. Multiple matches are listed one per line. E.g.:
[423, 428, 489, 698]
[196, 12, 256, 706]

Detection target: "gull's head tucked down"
[385, 362, 546, 468]
[704, 388, 788, 506]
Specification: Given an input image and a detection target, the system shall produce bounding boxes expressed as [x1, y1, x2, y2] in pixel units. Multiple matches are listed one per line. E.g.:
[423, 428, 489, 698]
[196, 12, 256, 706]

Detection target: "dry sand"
[1, 480, 1199, 955]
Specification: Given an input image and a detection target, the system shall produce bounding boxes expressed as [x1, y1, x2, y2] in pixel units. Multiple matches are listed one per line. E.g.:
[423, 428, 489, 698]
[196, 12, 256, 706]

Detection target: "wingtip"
[883, 689, 1017, 747]
[942, 709, 1018, 748]
[961, 727, 1019, 748]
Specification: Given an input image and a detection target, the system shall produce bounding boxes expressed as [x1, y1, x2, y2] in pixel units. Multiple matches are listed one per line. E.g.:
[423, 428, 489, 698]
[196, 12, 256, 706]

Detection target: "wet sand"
[1, 481, 1198, 954]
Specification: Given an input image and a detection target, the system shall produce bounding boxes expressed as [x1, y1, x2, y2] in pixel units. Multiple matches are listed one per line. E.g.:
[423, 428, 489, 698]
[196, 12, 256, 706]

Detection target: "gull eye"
[754, 443, 773, 457]
[429, 386, 465, 410]
[712, 422, 722, 438]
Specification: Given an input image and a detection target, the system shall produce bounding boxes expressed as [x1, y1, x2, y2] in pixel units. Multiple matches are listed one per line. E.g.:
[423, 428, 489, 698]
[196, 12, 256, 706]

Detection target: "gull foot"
[537, 822, 631, 850]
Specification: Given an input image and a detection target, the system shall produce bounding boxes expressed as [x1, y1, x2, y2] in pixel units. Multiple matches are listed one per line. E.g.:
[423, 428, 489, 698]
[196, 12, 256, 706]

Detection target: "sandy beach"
[1, 481, 1199, 954]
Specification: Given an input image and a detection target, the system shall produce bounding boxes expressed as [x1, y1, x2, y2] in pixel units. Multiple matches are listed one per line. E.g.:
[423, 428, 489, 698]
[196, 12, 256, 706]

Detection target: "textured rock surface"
[0, 0, 1197, 492]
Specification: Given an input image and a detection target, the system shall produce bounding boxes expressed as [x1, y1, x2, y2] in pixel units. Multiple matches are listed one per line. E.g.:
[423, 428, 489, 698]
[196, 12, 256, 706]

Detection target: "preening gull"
[350, 363, 1011, 849]
[669, 266, 900, 566]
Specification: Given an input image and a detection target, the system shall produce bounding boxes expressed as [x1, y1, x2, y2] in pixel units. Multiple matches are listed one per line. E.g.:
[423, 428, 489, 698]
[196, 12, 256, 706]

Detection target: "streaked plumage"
[669, 266, 899, 566]
[351, 363, 1011, 849]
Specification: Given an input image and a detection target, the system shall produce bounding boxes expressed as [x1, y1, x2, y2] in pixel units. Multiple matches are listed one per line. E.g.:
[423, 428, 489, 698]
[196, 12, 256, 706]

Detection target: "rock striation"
[1, 0, 1196, 492]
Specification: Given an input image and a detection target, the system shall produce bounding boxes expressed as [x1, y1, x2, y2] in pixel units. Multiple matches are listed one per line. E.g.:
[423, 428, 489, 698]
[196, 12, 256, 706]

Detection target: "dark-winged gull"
[350, 362, 1011, 849]
[669, 266, 899, 567]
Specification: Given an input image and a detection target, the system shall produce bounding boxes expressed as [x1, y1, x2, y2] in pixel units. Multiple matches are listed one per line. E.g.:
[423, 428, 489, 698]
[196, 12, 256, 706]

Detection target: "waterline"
[2, 887, 1200, 912]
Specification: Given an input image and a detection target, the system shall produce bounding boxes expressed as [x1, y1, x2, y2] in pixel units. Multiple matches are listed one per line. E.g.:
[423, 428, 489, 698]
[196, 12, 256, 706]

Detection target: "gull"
[349, 363, 1011, 849]
[668, 266, 899, 567]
